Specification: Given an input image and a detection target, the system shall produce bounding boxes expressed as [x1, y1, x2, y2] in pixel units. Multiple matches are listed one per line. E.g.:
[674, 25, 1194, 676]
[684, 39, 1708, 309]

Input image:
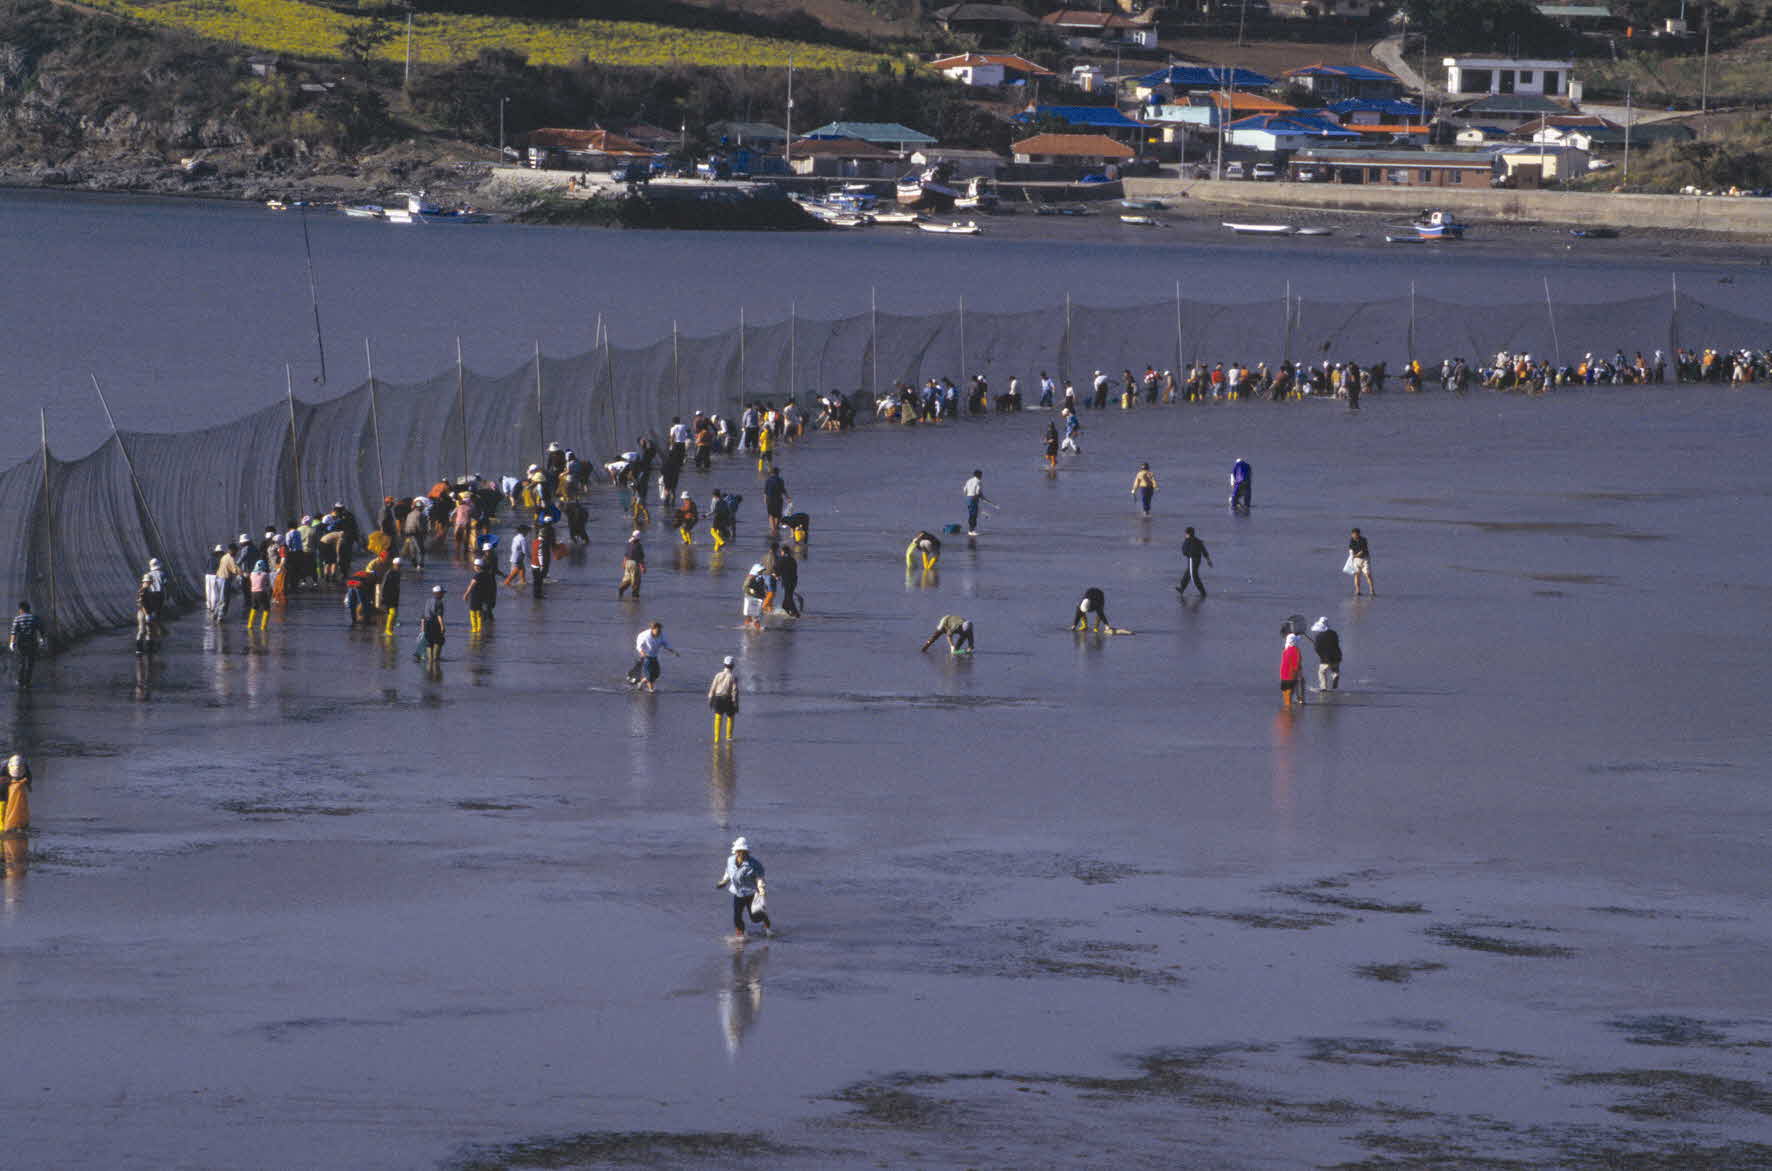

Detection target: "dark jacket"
[1312, 630, 1342, 665]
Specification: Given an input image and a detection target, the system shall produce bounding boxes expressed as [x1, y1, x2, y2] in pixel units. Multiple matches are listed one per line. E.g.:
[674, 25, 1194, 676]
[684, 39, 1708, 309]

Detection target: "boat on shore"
[1034, 204, 1090, 217]
[1571, 227, 1620, 239]
[1408, 209, 1467, 240]
[896, 166, 960, 211]
[917, 220, 981, 235]
[953, 177, 999, 212]
[1122, 198, 1166, 210]
[1121, 214, 1163, 226]
[340, 204, 384, 219]
[1223, 222, 1296, 236]
[386, 193, 490, 224]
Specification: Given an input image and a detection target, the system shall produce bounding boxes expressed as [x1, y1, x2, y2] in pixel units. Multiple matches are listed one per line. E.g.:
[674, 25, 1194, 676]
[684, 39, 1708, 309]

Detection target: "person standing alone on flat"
[1177, 528, 1212, 598]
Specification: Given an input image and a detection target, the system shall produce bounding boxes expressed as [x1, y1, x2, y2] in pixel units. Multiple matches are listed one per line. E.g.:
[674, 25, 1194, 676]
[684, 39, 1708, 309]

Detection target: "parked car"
[1294, 166, 1321, 183]
[1251, 163, 1278, 181]
[1223, 161, 1245, 180]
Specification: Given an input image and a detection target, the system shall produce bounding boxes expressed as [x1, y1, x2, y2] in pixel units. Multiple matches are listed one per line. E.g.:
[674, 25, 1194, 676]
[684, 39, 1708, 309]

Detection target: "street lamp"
[498, 96, 509, 158]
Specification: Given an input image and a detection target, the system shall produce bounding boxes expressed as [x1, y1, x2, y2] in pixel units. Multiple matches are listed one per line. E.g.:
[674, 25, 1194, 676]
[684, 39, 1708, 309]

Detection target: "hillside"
[78, 0, 894, 70]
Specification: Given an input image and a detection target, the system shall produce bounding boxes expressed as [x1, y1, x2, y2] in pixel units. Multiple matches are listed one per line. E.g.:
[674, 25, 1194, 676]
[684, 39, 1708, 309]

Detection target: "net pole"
[285, 365, 304, 518]
[959, 295, 967, 384]
[1543, 277, 1561, 370]
[92, 372, 171, 574]
[365, 339, 386, 505]
[1670, 274, 1680, 375]
[301, 205, 328, 385]
[38, 408, 58, 645]
[1408, 280, 1417, 367]
[1064, 292, 1072, 385]
[870, 286, 879, 398]
[455, 337, 468, 477]
[1281, 280, 1291, 368]
[533, 340, 545, 453]
[790, 300, 797, 401]
[1177, 281, 1186, 380]
[672, 320, 680, 410]
[739, 306, 747, 411]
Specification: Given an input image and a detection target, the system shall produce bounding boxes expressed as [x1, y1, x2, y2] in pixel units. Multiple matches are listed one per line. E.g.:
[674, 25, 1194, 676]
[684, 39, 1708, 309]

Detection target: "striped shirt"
[10, 612, 42, 650]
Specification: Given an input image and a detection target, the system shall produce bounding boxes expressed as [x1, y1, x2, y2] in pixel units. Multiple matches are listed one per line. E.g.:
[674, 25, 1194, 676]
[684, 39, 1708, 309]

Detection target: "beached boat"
[1410, 209, 1466, 240]
[1294, 226, 1334, 237]
[896, 166, 960, 210]
[387, 192, 489, 225]
[1035, 204, 1090, 217]
[1121, 198, 1166, 210]
[870, 210, 922, 225]
[1383, 234, 1424, 244]
[1120, 214, 1163, 226]
[953, 177, 999, 212]
[916, 220, 981, 235]
[1571, 227, 1619, 239]
[1222, 222, 1296, 235]
[339, 204, 384, 219]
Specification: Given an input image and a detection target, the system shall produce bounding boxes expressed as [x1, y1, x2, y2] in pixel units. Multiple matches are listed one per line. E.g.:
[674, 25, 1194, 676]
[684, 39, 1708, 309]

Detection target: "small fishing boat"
[1294, 226, 1334, 237]
[339, 204, 384, 219]
[1570, 227, 1619, 239]
[388, 193, 490, 224]
[916, 220, 981, 235]
[1121, 198, 1166, 210]
[896, 166, 960, 210]
[953, 177, 999, 212]
[1222, 222, 1296, 235]
[870, 210, 922, 225]
[1383, 234, 1424, 244]
[1409, 209, 1467, 240]
[1120, 214, 1163, 226]
[1035, 204, 1090, 217]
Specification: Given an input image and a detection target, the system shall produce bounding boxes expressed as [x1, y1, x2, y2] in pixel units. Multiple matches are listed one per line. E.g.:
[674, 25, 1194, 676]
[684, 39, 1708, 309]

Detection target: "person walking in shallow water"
[1177, 527, 1212, 597]
[716, 837, 772, 940]
[9, 601, 42, 690]
[1130, 463, 1158, 516]
[707, 655, 739, 741]
[1348, 528, 1374, 596]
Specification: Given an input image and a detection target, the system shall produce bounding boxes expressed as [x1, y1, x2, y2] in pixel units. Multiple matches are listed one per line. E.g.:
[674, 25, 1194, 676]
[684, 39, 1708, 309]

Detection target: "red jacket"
[1280, 644, 1302, 681]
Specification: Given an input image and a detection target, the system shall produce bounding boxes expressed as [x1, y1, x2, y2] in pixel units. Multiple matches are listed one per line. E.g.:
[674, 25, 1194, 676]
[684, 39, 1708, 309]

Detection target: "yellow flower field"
[84, 0, 885, 70]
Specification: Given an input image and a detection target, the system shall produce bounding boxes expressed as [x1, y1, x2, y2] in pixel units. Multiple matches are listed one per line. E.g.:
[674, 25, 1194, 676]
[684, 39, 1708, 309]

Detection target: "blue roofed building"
[1224, 113, 1362, 153]
[801, 121, 939, 152]
[1282, 63, 1404, 103]
[1016, 104, 1143, 144]
[1326, 98, 1428, 126]
[1133, 65, 1275, 100]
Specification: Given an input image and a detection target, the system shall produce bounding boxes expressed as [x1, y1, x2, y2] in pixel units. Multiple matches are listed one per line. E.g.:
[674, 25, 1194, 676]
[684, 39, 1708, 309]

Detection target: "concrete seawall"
[1121, 177, 1772, 237]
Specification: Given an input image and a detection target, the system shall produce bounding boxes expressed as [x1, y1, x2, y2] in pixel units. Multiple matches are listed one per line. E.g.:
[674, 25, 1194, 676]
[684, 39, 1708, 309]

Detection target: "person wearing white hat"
[377, 558, 403, 635]
[619, 530, 646, 599]
[415, 585, 446, 664]
[204, 543, 228, 622]
[1309, 617, 1341, 692]
[674, 491, 699, 546]
[741, 564, 773, 631]
[2, 753, 32, 834]
[707, 655, 739, 741]
[715, 837, 771, 939]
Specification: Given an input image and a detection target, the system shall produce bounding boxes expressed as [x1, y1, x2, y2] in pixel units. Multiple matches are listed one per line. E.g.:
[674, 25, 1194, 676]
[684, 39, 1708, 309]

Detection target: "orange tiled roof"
[1010, 132, 1135, 159]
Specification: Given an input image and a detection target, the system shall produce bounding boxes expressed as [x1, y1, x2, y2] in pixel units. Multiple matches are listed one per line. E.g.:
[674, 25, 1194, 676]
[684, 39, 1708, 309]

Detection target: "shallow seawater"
[2, 381, 1772, 1168]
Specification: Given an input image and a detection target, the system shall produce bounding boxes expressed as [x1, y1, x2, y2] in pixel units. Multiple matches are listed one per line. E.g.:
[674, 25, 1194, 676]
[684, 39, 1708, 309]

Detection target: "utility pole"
[1699, 2, 1711, 134]
[498, 96, 508, 158]
[403, 6, 413, 88]
[1237, 0, 1248, 48]
[785, 55, 794, 168]
[1623, 82, 1632, 187]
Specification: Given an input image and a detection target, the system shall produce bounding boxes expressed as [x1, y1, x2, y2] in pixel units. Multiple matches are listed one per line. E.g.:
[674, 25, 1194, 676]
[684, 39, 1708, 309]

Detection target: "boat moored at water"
[1222, 222, 1296, 236]
[896, 165, 961, 210]
[916, 220, 981, 235]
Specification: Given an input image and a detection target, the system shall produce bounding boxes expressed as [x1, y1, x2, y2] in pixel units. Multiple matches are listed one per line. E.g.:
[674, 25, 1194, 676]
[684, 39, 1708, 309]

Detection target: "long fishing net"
[8, 288, 1767, 646]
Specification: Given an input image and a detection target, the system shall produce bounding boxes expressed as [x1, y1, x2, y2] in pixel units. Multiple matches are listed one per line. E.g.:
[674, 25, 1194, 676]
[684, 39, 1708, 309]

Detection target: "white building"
[1442, 56, 1574, 99]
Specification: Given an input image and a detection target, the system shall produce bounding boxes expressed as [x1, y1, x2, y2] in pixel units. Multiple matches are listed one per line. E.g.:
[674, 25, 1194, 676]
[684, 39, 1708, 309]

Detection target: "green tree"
[1403, 0, 1571, 55]
[339, 18, 397, 76]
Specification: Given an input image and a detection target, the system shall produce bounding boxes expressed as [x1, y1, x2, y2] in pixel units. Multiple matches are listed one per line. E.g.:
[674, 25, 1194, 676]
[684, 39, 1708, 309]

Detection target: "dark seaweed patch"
[456, 801, 531, 812]
[451, 1130, 798, 1169]
[1565, 1069, 1772, 1121]
[218, 801, 362, 817]
[1607, 1015, 1731, 1048]
[1169, 907, 1346, 930]
[1354, 961, 1448, 984]
[1426, 925, 1575, 958]
[1274, 878, 1426, 915]
[827, 1080, 958, 1128]
[1305, 1038, 1535, 1069]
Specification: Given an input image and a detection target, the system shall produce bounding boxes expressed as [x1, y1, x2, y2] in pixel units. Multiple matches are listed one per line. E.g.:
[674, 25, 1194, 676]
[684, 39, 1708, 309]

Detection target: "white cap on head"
[432, 585, 444, 594]
[392, 557, 403, 566]
[750, 563, 764, 573]
[630, 529, 641, 539]
[730, 837, 749, 852]
[722, 655, 735, 667]
[238, 533, 249, 543]
[1310, 617, 1329, 634]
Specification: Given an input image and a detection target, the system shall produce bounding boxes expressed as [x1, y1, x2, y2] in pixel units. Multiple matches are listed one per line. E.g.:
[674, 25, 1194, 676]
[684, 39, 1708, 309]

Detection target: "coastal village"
[489, 1, 1724, 218]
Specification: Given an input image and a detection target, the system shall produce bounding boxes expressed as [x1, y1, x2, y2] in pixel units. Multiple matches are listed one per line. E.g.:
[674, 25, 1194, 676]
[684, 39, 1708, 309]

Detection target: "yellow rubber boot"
[384, 608, 397, 635]
[713, 714, 723, 741]
[724, 715, 733, 741]
[923, 554, 937, 572]
[713, 530, 725, 550]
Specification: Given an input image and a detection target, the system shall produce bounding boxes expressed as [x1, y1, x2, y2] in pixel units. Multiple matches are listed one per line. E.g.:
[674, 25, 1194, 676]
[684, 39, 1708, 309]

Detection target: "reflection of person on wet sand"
[718, 943, 766, 1058]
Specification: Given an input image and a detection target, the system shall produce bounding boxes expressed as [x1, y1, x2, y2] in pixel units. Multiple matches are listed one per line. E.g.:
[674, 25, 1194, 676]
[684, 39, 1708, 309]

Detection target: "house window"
[1499, 70, 1516, 94]
[1519, 70, 1534, 85]
[1449, 170, 1463, 184]
[1387, 168, 1410, 184]
[1420, 169, 1433, 183]
[1460, 68, 1492, 94]
[1544, 71, 1562, 95]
